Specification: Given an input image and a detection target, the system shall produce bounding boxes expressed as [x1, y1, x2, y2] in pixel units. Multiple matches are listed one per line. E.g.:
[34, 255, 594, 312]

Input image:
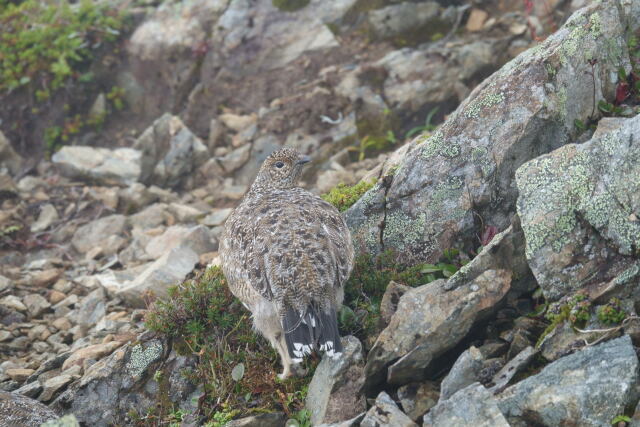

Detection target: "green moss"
[0, 0, 128, 96]
[271, 0, 310, 12]
[321, 179, 377, 212]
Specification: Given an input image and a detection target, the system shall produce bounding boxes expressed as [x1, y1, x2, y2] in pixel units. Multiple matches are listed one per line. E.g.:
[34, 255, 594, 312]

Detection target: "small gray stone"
[117, 246, 200, 307]
[397, 381, 439, 421]
[424, 383, 510, 427]
[201, 208, 233, 227]
[71, 215, 126, 255]
[31, 204, 59, 233]
[14, 381, 42, 399]
[225, 412, 286, 427]
[360, 391, 416, 427]
[39, 374, 73, 402]
[439, 346, 484, 401]
[306, 336, 366, 425]
[23, 294, 51, 318]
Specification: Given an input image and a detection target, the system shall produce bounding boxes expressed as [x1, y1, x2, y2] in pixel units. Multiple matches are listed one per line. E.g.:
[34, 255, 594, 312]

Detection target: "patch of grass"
[271, 0, 310, 12]
[144, 267, 314, 425]
[535, 291, 593, 348]
[321, 179, 377, 212]
[0, 0, 127, 97]
[340, 249, 464, 341]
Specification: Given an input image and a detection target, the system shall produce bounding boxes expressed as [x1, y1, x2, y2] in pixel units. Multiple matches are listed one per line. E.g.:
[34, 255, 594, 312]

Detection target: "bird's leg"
[274, 332, 295, 380]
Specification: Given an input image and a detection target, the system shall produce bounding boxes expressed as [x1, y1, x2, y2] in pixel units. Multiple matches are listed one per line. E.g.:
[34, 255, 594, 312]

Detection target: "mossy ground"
[143, 267, 313, 426]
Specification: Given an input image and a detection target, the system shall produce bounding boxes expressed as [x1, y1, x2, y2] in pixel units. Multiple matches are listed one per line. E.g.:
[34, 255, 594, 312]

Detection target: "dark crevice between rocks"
[378, 172, 394, 254]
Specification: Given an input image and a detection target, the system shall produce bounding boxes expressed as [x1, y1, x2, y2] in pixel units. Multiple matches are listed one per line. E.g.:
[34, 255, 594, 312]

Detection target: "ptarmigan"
[220, 148, 354, 379]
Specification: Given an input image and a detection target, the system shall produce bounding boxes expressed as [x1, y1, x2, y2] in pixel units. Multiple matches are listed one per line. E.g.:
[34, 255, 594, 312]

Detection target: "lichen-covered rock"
[306, 336, 366, 425]
[0, 391, 58, 426]
[516, 115, 640, 300]
[52, 338, 198, 427]
[133, 114, 209, 189]
[424, 383, 510, 427]
[497, 335, 639, 426]
[345, 0, 633, 265]
[360, 391, 417, 427]
[365, 270, 511, 392]
[52, 146, 142, 186]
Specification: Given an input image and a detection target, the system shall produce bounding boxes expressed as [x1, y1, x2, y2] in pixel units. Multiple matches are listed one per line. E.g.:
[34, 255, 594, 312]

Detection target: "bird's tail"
[283, 304, 342, 363]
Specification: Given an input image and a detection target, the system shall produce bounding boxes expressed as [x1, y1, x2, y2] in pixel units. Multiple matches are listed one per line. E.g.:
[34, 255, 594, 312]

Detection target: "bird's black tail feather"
[283, 304, 342, 362]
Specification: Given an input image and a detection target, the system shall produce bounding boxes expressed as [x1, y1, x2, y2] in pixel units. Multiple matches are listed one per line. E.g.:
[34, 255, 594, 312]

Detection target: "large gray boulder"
[516, 115, 640, 300]
[497, 335, 639, 426]
[345, 0, 634, 264]
[365, 269, 511, 392]
[52, 338, 198, 427]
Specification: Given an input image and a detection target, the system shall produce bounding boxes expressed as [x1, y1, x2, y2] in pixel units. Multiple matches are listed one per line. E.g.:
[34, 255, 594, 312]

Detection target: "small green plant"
[271, 0, 310, 12]
[611, 414, 631, 425]
[352, 131, 398, 161]
[597, 297, 626, 325]
[567, 293, 591, 326]
[321, 179, 377, 212]
[406, 106, 440, 139]
[107, 86, 126, 111]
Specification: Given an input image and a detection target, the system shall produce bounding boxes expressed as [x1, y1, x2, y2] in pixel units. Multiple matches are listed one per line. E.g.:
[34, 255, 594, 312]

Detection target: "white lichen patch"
[126, 340, 163, 378]
[464, 92, 505, 119]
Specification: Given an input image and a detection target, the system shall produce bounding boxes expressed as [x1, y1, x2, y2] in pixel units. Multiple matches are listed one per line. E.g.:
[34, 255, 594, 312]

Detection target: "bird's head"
[252, 148, 311, 190]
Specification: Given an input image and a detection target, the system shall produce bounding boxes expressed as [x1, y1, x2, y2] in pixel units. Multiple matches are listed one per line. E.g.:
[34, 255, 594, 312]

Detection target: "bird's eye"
[275, 161, 285, 168]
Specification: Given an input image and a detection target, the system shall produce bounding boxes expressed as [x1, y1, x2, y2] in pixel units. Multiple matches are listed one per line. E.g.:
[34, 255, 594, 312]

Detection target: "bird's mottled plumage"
[220, 148, 354, 378]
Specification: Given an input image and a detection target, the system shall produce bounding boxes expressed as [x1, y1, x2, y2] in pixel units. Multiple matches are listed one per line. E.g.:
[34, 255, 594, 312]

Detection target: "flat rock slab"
[365, 270, 511, 391]
[497, 335, 638, 426]
[424, 383, 510, 427]
[52, 146, 142, 186]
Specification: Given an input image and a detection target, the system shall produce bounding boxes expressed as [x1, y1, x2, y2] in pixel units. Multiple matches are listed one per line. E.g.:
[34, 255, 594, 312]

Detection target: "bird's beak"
[296, 156, 312, 166]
